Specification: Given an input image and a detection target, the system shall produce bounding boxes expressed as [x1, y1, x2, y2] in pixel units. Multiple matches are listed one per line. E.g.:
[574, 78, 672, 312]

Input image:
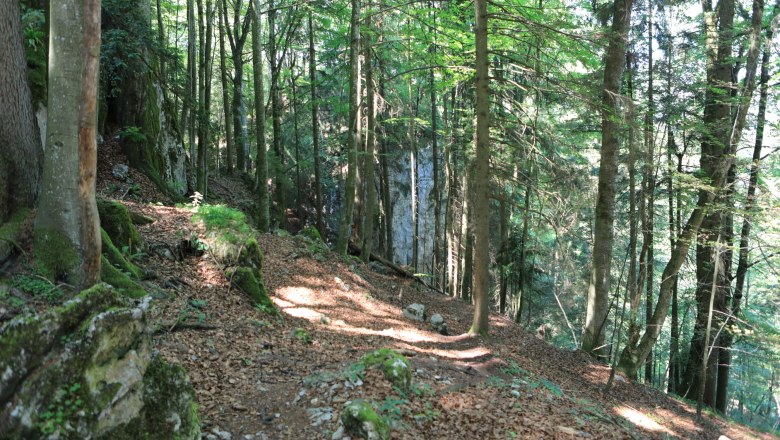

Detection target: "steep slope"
[125, 197, 773, 440]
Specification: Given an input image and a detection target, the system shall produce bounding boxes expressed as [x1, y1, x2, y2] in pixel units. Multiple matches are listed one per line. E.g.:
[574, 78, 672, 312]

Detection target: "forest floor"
[2, 139, 774, 440]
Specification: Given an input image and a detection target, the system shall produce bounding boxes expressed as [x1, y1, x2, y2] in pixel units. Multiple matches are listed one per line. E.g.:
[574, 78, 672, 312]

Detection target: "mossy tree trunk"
[35, 0, 101, 288]
[0, 0, 43, 222]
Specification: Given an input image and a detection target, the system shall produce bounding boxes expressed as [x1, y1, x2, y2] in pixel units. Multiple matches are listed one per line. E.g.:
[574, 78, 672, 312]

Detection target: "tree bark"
[582, 0, 633, 357]
[336, 0, 361, 255]
[218, 3, 233, 174]
[469, 0, 490, 335]
[717, 24, 772, 413]
[361, 4, 377, 262]
[0, 0, 43, 221]
[35, 0, 101, 289]
[252, 0, 269, 231]
[309, 8, 324, 237]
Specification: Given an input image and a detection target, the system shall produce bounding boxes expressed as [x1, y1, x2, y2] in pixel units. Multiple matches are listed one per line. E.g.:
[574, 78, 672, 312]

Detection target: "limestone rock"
[112, 164, 130, 181]
[429, 313, 448, 335]
[403, 303, 425, 322]
[0, 284, 199, 439]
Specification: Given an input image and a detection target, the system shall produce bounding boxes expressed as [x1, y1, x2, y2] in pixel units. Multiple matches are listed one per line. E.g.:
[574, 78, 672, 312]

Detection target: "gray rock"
[368, 261, 391, 275]
[112, 164, 130, 181]
[307, 407, 334, 427]
[403, 303, 425, 322]
[0, 284, 200, 439]
[430, 313, 444, 326]
[332, 425, 346, 440]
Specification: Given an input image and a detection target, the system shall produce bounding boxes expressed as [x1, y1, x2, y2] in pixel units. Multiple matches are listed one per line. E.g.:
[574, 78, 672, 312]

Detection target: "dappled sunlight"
[615, 406, 677, 437]
[395, 341, 493, 361]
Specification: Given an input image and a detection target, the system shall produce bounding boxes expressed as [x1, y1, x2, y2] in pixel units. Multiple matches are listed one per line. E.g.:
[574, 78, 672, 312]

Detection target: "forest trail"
[91, 140, 770, 440]
[128, 195, 770, 440]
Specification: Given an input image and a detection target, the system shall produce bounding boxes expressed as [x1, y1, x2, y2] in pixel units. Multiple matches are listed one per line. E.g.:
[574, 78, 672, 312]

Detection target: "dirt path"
[121, 196, 771, 440]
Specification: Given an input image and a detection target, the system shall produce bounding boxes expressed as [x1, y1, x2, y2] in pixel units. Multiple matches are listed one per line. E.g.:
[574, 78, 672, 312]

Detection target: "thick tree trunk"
[582, 0, 633, 357]
[0, 0, 43, 221]
[187, 0, 197, 160]
[469, 0, 490, 335]
[252, 0, 269, 232]
[35, 0, 101, 289]
[336, 0, 361, 255]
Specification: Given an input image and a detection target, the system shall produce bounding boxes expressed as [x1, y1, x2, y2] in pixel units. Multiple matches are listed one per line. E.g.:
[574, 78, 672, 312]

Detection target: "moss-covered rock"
[101, 256, 147, 298]
[129, 210, 156, 225]
[299, 225, 323, 242]
[97, 199, 142, 253]
[341, 400, 390, 440]
[0, 208, 31, 263]
[0, 284, 199, 439]
[102, 228, 142, 278]
[228, 267, 275, 313]
[361, 349, 413, 392]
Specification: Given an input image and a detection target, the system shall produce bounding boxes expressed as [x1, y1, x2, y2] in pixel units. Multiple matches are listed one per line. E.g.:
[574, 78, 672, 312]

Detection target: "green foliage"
[118, 126, 147, 143]
[292, 327, 312, 344]
[193, 205, 252, 235]
[38, 383, 85, 436]
[12, 274, 64, 303]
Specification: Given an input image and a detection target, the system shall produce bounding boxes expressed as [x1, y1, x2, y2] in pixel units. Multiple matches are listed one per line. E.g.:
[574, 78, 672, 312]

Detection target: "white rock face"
[153, 82, 188, 194]
[403, 303, 426, 322]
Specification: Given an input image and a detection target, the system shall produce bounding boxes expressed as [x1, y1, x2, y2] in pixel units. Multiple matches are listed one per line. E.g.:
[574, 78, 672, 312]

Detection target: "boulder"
[429, 313, 448, 335]
[112, 164, 130, 181]
[403, 303, 425, 322]
[341, 400, 390, 440]
[360, 348, 413, 392]
[0, 284, 199, 439]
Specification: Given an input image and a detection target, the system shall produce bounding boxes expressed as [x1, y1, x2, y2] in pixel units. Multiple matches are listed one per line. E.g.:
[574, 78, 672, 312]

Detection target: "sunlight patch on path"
[615, 406, 677, 437]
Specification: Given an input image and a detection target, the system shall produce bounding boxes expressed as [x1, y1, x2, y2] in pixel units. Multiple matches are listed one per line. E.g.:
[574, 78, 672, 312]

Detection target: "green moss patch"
[101, 229, 142, 278]
[228, 267, 275, 314]
[0, 208, 31, 263]
[341, 399, 390, 440]
[361, 349, 413, 392]
[34, 227, 80, 283]
[100, 256, 146, 298]
[97, 200, 142, 253]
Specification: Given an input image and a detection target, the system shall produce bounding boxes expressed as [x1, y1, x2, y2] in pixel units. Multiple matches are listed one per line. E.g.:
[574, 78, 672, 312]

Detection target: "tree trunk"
[35, 0, 101, 288]
[196, 0, 213, 197]
[582, 0, 633, 357]
[361, 5, 377, 262]
[717, 24, 771, 413]
[0, 0, 43, 221]
[309, 8, 324, 237]
[218, 3, 233, 174]
[430, 4, 441, 288]
[268, 0, 286, 226]
[252, 0, 269, 231]
[643, 0, 655, 384]
[187, 0, 197, 161]
[336, 0, 361, 255]
[469, 0, 490, 335]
